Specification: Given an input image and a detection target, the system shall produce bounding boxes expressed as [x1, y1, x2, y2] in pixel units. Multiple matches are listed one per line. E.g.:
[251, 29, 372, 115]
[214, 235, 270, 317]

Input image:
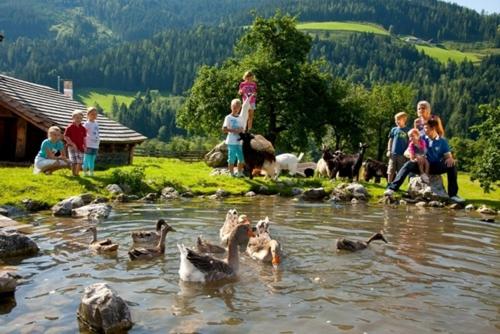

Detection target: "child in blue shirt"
[33, 126, 69, 174]
[387, 112, 410, 182]
[223, 99, 245, 177]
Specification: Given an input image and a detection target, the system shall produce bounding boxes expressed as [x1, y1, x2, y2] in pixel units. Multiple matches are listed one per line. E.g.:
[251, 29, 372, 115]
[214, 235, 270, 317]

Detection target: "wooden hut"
[0, 74, 146, 165]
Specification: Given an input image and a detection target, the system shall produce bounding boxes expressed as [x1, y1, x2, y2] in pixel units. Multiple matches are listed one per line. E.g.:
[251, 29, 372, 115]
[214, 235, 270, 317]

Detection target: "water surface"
[1, 197, 499, 333]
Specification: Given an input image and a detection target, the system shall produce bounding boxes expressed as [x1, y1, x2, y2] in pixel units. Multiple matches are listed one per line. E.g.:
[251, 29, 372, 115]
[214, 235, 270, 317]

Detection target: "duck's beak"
[247, 229, 256, 238]
[381, 235, 388, 243]
[272, 255, 281, 268]
[170, 227, 176, 232]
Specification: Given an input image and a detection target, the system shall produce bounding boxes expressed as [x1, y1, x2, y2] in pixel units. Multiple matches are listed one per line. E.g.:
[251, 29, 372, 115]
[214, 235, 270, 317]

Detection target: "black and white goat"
[363, 158, 388, 183]
[327, 143, 368, 181]
[239, 132, 276, 179]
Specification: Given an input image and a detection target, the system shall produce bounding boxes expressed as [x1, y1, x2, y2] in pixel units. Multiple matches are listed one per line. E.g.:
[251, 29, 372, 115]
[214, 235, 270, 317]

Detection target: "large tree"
[178, 12, 331, 150]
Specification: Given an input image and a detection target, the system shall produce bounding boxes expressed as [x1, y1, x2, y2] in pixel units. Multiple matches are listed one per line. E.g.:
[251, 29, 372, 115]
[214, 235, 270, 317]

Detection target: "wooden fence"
[134, 147, 207, 162]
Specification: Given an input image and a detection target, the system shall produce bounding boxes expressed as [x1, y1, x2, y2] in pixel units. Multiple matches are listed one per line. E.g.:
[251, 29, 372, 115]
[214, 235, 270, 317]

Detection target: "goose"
[86, 226, 119, 252]
[219, 209, 240, 244]
[336, 232, 388, 252]
[246, 217, 282, 268]
[128, 223, 176, 260]
[178, 223, 255, 282]
[131, 219, 167, 244]
[196, 235, 226, 253]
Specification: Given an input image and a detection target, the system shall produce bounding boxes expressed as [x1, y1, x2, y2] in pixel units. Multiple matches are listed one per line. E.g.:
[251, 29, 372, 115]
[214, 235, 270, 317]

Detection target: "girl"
[407, 128, 430, 183]
[83, 106, 100, 176]
[238, 70, 257, 131]
[33, 126, 69, 174]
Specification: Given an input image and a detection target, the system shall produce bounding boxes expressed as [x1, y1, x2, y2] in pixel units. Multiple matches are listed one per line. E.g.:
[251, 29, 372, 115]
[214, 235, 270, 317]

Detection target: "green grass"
[75, 88, 138, 114]
[297, 21, 389, 36]
[1, 158, 498, 210]
[415, 45, 482, 64]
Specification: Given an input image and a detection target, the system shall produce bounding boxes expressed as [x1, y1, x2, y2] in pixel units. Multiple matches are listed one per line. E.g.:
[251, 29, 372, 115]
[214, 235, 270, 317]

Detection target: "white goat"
[275, 153, 304, 177]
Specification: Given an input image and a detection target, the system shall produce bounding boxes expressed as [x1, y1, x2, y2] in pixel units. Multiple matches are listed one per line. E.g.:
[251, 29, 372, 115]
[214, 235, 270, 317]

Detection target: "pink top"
[408, 138, 427, 157]
[239, 81, 257, 105]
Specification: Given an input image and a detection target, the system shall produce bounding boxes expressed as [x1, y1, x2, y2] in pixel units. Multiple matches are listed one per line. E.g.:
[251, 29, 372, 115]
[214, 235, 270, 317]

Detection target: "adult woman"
[414, 100, 445, 137]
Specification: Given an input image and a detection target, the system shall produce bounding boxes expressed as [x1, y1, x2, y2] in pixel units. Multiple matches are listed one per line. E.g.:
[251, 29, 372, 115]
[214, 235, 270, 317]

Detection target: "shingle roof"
[0, 74, 147, 144]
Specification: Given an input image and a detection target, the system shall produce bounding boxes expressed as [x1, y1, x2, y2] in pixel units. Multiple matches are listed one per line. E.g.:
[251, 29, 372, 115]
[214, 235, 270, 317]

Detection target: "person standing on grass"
[83, 106, 100, 176]
[64, 109, 87, 176]
[386, 112, 410, 182]
[384, 119, 464, 203]
[238, 71, 257, 131]
[33, 126, 69, 174]
[223, 99, 245, 177]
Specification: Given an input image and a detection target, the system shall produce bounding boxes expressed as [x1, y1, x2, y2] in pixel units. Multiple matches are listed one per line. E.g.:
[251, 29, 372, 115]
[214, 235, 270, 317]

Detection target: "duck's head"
[156, 219, 167, 231]
[230, 223, 255, 244]
[85, 226, 97, 233]
[162, 223, 176, 233]
[269, 240, 282, 269]
[366, 232, 387, 244]
[255, 217, 271, 236]
[238, 214, 250, 224]
[226, 209, 239, 224]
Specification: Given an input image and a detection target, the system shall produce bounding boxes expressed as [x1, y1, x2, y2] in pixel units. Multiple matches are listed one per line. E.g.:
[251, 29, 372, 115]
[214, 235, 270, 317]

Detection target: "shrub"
[110, 167, 146, 193]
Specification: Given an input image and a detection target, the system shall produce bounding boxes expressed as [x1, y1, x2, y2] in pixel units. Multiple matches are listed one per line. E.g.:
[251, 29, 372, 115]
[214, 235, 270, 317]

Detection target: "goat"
[239, 132, 276, 179]
[275, 153, 304, 177]
[327, 143, 368, 181]
[363, 158, 388, 184]
[316, 146, 335, 178]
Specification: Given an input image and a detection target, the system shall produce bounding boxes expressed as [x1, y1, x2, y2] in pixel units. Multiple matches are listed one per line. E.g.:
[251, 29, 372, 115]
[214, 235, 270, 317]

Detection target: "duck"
[196, 235, 226, 254]
[219, 209, 240, 245]
[86, 226, 119, 252]
[131, 219, 167, 244]
[128, 223, 176, 260]
[178, 223, 255, 282]
[336, 232, 388, 252]
[246, 217, 282, 268]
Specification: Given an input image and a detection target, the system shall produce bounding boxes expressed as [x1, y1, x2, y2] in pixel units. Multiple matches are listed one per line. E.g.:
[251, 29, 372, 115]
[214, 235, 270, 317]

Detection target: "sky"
[442, 0, 499, 13]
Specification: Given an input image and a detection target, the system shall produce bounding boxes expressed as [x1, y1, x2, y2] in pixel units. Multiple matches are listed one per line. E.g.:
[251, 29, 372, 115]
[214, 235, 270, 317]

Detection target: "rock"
[210, 168, 231, 177]
[351, 198, 359, 204]
[215, 189, 229, 198]
[205, 141, 228, 168]
[329, 196, 341, 203]
[291, 188, 303, 196]
[92, 197, 109, 204]
[141, 193, 158, 202]
[415, 201, 427, 208]
[72, 204, 112, 220]
[0, 271, 18, 296]
[0, 231, 39, 258]
[161, 187, 179, 200]
[477, 205, 497, 215]
[428, 201, 444, 208]
[408, 175, 449, 201]
[256, 185, 271, 195]
[245, 191, 256, 197]
[346, 183, 369, 199]
[448, 203, 464, 210]
[301, 188, 327, 201]
[52, 194, 93, 217]
[399, 199, 407, 206]
[77, 283, 133, 334]
[106, 184, 123, 195]
[119, 184, 132, 194]
[0, 205, 26, 218]
[465, 204, 475, 211]
[21, 199, 50, 212]
[332, 183, 369, 202]
[180, 192, 194, 198]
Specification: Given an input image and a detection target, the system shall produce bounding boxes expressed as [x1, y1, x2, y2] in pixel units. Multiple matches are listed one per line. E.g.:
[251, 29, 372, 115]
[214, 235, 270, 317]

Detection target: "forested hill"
[1, 0, 499, 42]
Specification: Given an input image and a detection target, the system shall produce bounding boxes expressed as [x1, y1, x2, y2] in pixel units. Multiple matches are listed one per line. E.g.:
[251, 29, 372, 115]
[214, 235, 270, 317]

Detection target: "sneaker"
[450, 195, 465, 204]
[384, 189, 395, 196]
[421, 173, 430, 184]
[236, 172, 245, 178]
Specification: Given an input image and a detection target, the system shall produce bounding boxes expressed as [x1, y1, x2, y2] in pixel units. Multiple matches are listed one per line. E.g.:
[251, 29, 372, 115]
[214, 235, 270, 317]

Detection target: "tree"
[470, 103, 500, 192]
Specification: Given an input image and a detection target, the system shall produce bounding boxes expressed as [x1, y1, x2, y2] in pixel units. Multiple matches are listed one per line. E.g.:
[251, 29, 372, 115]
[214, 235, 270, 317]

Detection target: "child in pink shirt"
[408, 128, 430, 183]
[238, 71, 257, 131]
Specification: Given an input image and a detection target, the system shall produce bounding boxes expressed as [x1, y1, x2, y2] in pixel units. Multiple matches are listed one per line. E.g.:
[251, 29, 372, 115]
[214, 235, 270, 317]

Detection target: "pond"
[1, 197, 499, 333]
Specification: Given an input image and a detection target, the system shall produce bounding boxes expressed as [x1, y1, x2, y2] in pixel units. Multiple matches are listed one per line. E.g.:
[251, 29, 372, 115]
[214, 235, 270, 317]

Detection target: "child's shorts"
[227, 144, 245, 164]
[68, 146, 84, 164]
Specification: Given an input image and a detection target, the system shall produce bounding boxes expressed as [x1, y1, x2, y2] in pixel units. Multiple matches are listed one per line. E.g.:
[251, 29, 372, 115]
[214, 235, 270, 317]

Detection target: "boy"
[223, 99, 245, 177]
[64, 109, 87, 176]
[387, 112, 410, 182]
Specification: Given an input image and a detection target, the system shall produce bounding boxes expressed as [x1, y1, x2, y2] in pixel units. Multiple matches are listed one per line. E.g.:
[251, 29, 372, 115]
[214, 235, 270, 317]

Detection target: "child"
[387, 112, 410, 182]
[83, 106, 100, 176]
[64, 109, 87, 176]
[407, 128, 430, 183]
[33, 126, 69, 174]
[223, 99, 245, 177]
[238, 71, 257, 131]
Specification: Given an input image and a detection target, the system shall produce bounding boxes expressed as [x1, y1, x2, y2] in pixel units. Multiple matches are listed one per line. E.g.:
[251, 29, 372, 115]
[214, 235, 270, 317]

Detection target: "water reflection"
[0, 197, 499, 333]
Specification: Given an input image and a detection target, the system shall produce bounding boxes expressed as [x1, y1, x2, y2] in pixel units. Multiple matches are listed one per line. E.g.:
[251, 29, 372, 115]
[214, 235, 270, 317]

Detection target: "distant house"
[0, 74, 146, 165]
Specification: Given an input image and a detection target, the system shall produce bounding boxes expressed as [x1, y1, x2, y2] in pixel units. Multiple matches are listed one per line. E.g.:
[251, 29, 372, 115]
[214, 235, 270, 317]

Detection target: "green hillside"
[415, 45, 482, 64]
[297, 21, 389, 35]
[75, 88, 138, 113]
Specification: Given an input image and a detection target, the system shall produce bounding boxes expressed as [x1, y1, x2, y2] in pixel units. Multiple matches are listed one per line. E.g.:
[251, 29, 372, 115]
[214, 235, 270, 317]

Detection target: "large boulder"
[205, 141, 228, 168]
[0, 231, 39, 258]
[161, 187, 179, 200]
[52, 193, 94, 217]
[332, 183, 369, 202]
[72, 204, 112, 220]
[407, 175, 449, 201]
[77, 283, 133, 334]
[300, 188, 327, 201]
[0, 271, 18, 296]
[0, 205, 26, 218]
[21, 199, 50, 212]
[106, 184, 124, 195]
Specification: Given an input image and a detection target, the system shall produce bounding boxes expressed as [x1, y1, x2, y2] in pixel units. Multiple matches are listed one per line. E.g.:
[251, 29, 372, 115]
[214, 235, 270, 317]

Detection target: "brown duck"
[86, 226, 119, 253]
[196, 236, 226, 253]
[128, 223, 176, 260]
[336, 232, 388, 252]
[131, 219, 167, 245]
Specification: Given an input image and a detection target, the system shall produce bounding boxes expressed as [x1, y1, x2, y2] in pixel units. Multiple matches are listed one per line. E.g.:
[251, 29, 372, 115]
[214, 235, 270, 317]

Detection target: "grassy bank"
[297, 21, 389, 35]
[415, 45, 481, 64]
[0, 157, 498, 209]
[75, 88, 138, 113]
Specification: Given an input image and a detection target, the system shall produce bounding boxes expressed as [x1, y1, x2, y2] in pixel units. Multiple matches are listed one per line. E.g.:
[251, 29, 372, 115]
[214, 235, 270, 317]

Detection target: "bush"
[448, 137, 482, 172]
[110, 167, 146, 193]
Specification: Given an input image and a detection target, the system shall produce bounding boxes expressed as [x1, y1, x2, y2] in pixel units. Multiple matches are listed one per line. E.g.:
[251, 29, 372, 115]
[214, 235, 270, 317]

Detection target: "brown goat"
[363, 158, 388, 183]
[327, 143, 368, 181]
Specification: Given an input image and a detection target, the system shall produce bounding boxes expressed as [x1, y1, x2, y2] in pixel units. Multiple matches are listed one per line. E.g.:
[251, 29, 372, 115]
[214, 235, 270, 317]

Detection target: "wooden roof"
[0, 74, 147, 144]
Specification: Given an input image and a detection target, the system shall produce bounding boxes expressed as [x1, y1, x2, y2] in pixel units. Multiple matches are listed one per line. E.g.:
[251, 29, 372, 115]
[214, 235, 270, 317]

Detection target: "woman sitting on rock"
[414, 100, 445, 137]
[33, 126, 69, 174]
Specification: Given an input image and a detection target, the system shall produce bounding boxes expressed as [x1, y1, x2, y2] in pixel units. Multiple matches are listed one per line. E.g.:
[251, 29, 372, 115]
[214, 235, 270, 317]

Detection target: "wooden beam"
[15, 118, 27, 160]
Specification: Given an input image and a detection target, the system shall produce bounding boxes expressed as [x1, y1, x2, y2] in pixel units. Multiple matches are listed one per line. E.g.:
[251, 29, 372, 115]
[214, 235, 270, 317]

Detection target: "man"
[384, 119, 464, 203]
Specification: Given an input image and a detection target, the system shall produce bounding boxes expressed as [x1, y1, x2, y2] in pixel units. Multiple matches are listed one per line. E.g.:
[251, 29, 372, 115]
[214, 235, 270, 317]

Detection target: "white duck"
[246, 217, 282, 268]
[178, 223, 255, 282]
[219, 209, 240, 245]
